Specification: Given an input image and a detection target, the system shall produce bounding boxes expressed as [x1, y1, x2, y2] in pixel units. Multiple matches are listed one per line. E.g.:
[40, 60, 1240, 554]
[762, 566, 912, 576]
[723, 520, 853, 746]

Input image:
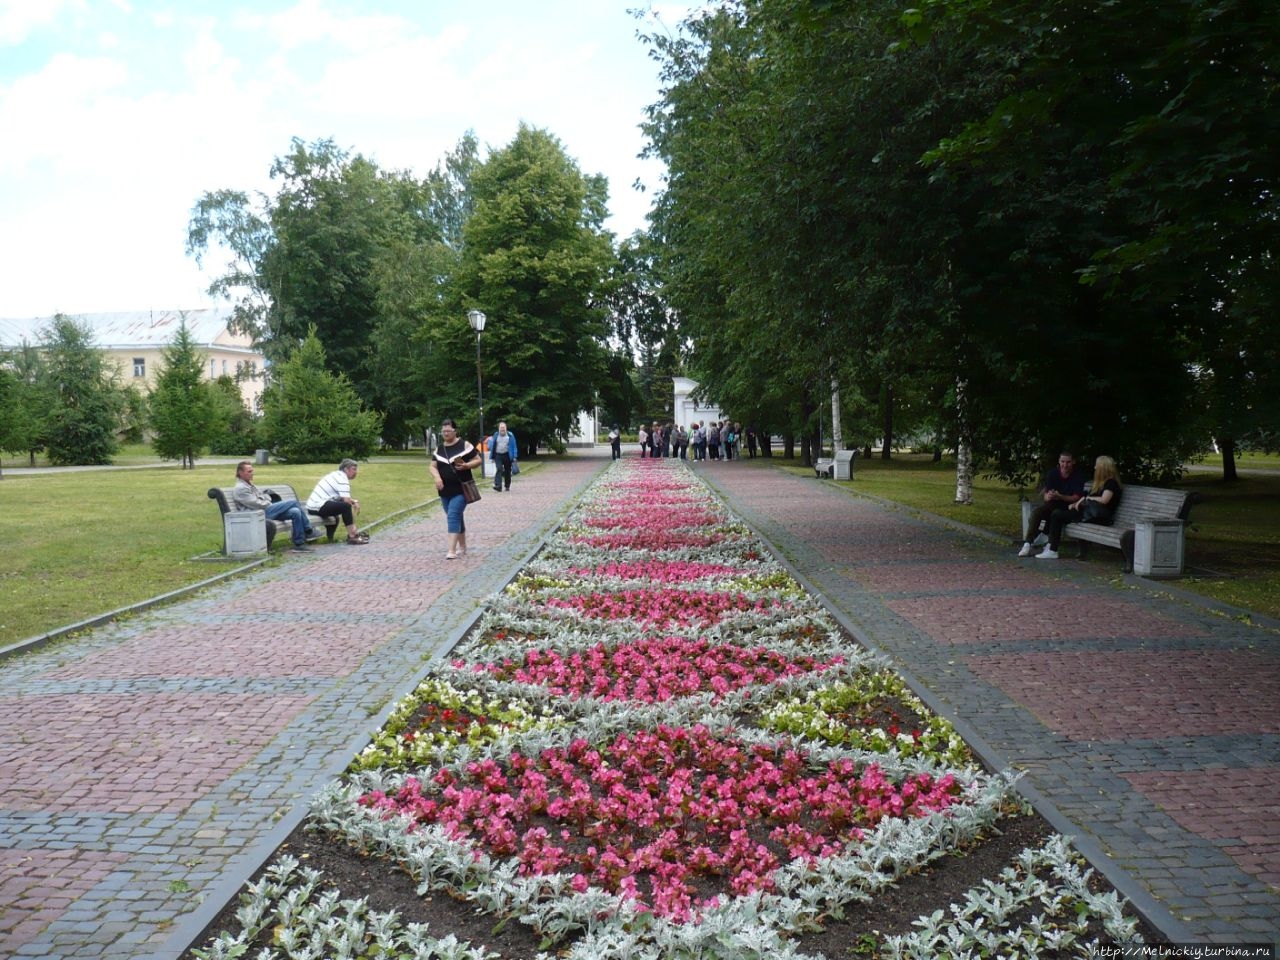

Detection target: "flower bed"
[190, 458, 1149, 960]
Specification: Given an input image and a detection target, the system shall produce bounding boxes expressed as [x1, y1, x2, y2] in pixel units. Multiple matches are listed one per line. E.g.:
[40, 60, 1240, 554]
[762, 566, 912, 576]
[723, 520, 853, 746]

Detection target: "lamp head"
[467, 309, 487, 332]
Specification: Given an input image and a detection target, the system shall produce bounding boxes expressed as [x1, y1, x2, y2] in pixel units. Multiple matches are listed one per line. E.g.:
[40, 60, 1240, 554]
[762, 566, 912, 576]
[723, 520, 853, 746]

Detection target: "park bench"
[207, 484, 339, 554]
[814, 449, 857, 480]
[1024, 484, 1198, 577]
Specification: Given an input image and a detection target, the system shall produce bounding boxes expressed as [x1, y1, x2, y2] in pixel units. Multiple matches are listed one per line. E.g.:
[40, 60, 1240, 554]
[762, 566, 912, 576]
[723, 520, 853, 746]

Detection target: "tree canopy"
[640, 0, 1279, 482]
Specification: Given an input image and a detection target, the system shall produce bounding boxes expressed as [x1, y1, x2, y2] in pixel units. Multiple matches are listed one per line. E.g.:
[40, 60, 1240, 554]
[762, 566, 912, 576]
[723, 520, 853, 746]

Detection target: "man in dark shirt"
[1018, 451, 1087, 557]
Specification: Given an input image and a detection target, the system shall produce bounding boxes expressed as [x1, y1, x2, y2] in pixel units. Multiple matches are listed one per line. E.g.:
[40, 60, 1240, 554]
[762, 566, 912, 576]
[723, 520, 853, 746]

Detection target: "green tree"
[149, 321, 216, 468]
[448, 124, 617, 452]
[188, 138, 442, 417]
[0, 341, 51, 466]
[40, 315, 123, 466]
[258, 327, 382, 463]
[206, 375, 258, 456]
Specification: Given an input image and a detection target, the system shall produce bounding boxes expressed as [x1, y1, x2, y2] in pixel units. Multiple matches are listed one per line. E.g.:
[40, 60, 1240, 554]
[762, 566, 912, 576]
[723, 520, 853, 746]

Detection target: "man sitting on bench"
[232, 460, 318, 552]
[1018, 450, 1087, 557]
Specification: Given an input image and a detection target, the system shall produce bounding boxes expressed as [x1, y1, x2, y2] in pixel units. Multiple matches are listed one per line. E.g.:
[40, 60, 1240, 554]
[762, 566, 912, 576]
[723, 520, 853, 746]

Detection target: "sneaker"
[304, 529, 322, 542]
[1017, 542, 1034, 557]
[1035, 548, 1058, 560]
[291, 543, 313, 552]
[1032, 533, 1049, 547]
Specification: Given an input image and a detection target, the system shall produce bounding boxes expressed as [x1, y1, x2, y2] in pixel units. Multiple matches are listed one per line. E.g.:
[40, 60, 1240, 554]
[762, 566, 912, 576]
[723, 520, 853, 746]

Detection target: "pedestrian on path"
[307, 459, 370, 545]
[489, 421, 519, 492]
[233, 460, 319, 551]
[430, 418, 483, 560]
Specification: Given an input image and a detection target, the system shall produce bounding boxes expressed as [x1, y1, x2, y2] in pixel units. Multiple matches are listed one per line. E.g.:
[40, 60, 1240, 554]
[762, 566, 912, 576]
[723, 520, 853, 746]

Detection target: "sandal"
[345, 533, 370, 545]
[445, 553, 456, 560]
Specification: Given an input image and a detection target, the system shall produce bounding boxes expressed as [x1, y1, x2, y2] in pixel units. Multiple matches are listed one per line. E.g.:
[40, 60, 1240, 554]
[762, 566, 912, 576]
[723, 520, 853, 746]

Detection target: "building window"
[133, 357, 145, 378]
[210, 360, 217, 379]
[221, 359, 228, 375]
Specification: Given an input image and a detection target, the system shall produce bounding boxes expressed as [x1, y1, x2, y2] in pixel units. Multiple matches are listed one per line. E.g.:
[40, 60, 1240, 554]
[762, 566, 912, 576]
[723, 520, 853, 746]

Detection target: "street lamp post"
[467, 309, 487, 478]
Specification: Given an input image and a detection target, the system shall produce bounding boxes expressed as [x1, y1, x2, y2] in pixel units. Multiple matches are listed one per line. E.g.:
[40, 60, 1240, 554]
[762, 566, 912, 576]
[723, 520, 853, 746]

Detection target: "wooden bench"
[815, 449, 857, 480]
[207, 484, 339, 552]
[1055, 485, 1198, 576]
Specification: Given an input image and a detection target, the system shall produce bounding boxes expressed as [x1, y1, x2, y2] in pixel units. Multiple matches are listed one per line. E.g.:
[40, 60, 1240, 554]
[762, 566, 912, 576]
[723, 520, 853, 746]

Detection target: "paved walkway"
[2, 451, 1276, 956]
[0, 453, 609, 959]
[697, 459, 1279, 946]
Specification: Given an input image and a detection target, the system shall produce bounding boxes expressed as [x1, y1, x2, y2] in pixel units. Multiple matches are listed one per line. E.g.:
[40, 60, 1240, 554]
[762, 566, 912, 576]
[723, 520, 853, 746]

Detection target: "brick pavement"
[0, 452, 607, 959]
[4, 451, 1277, 954]
[697, 459, 1280, 945]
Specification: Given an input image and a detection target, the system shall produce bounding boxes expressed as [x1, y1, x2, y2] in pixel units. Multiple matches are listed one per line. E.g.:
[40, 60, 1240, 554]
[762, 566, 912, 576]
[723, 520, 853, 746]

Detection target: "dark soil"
[181, 807, 1166, 959]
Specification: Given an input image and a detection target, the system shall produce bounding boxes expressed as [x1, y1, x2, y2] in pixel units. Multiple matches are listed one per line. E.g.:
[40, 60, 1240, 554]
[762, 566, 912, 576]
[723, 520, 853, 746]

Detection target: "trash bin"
[224, 510, 268, 557]
[254, 449, 270, 465]
[1132, 519, 1185, 578]
[833, 449, 856, 480]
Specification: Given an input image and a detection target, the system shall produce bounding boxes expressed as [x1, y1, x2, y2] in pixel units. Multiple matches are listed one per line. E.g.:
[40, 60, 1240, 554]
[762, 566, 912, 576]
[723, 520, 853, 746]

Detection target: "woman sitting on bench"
[1037, 456, 1123, 560]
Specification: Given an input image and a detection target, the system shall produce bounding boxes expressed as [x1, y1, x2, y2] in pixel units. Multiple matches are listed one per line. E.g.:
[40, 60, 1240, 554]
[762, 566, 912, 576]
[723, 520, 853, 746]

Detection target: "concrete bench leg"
[1120, 529, 1135, 574]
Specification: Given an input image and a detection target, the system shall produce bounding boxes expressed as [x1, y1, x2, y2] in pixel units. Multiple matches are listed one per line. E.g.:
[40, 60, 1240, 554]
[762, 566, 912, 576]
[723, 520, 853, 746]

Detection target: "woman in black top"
[428, 419, 482, 560]
[1038, 455, 1123, 559]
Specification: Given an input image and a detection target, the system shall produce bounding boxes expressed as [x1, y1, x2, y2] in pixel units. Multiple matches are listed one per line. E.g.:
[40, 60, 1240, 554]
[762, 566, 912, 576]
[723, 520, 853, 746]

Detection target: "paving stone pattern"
[698, 460, 1280, 944]
[0, 454, 605, 959]
[4, 452, 1277, 955]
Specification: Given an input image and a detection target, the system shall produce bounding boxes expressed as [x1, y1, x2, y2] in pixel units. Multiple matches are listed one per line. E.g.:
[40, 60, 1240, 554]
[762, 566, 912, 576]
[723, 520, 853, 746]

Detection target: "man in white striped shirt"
[306, 459, 370, 545]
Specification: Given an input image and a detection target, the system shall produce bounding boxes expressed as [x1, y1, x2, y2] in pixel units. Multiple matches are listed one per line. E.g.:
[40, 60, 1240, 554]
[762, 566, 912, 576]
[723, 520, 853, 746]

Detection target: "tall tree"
[40, 315, 123, 466]
[258, 327, 382, 463]
[449, 125, 616, 452]
[0, 341, 51, 466]
[149, 321, 216, 468]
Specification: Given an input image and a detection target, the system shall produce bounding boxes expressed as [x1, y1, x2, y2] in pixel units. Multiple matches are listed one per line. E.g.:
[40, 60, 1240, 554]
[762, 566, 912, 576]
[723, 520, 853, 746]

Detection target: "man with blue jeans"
[489, 421, 519, 491]
[233, 460, 318, 551]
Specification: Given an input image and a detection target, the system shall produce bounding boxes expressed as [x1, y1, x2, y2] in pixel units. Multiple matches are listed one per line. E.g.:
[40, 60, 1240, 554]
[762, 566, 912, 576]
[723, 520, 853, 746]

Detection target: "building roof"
[0, 308, 252, 352]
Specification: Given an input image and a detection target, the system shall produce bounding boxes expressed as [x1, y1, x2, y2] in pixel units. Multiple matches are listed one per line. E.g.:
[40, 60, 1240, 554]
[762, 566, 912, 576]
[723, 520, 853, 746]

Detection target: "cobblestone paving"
[0, 453, 606, 959]
[697, 459, 1280, 945]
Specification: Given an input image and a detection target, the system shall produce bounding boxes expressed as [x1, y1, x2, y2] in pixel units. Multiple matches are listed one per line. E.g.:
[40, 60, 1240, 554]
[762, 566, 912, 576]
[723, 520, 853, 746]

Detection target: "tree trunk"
[954, 378, 973, 504]
[1220, 437, 1238, 481]
[881, 383, 894, 460]
[932, 445, 942, 463]
[831, 376, 843, 452]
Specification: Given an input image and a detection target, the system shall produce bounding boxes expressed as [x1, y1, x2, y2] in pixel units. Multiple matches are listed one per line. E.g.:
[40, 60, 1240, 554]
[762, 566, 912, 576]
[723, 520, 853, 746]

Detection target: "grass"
[776, 452, 1280, 622]
[3, 446, 1275, 650]
[1, 455, 439, 649]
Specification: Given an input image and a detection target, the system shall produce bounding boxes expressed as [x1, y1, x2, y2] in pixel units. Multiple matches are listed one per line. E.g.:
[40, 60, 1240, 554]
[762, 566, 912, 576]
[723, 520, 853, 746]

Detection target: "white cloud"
[0, 1, 687, 316]
[0, 0, 71, 45]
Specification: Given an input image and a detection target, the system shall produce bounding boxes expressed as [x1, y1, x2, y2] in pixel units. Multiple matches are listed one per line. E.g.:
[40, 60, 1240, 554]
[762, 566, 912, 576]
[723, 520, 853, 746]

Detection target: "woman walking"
[429, 419, 483, 560]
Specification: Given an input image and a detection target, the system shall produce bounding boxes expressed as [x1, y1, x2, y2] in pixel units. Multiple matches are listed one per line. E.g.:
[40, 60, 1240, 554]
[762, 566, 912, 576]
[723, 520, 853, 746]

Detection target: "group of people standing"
[617, 420, 757, 461]
[1018, 450, 1123, 559]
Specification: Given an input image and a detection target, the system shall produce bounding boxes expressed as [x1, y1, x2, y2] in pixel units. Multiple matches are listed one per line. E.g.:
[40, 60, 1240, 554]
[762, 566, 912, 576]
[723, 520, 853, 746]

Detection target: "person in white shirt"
[306, 458, 369, 544]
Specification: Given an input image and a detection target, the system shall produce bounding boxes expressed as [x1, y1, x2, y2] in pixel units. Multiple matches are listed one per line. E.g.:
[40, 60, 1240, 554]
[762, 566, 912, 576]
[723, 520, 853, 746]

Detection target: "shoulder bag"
[461, 479, 482, 504]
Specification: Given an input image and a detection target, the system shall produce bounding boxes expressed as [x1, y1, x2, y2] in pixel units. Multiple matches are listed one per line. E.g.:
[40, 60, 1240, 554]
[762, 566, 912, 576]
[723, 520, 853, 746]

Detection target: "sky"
[0, 0, 692, 318]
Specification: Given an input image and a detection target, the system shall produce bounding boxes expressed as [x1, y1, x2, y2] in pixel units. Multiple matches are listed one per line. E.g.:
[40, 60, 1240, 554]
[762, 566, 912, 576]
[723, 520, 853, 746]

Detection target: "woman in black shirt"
[1038, 455, 1123, 560]
[428, 419, 482, 560]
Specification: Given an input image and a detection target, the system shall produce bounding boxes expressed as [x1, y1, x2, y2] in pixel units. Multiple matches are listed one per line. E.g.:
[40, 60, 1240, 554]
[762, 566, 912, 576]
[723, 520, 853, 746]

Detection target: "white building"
[672, 376, 726, 428]
[0, 308, 266, 410]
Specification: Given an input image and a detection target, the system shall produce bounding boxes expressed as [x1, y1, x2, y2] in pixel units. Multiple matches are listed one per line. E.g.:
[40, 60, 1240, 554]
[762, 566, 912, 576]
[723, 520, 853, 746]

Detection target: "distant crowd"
[608, 421, 759, 462]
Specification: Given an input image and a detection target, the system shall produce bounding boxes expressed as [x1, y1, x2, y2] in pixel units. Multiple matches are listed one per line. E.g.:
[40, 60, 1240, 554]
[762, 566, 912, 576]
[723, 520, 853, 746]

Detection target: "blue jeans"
[441, 493, 467, 534]
[265, 499, 312, 545]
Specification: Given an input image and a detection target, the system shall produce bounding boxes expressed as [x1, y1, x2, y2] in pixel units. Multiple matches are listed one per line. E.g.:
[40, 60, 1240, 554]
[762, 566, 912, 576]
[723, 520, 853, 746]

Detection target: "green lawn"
[776, 452, 1280, 621]
[2, 449, 1274, 651]
[1, 456, 439, 648]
